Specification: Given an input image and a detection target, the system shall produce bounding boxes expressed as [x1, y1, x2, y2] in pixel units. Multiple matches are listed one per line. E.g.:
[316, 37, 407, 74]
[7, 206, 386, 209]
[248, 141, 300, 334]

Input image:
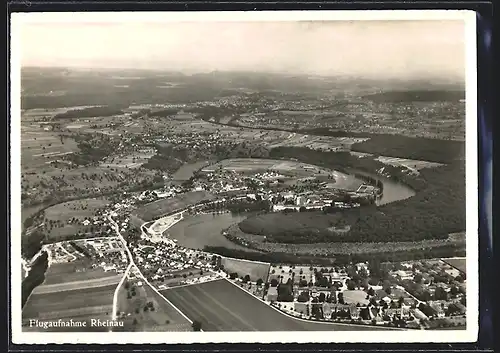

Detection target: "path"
[112, 263, 133, 321]
[57, 243, 78, 261]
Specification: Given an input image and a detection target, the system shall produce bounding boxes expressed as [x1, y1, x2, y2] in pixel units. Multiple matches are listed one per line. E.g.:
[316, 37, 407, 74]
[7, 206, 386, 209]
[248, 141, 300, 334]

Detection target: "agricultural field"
[43, 198, 110, 240]
[22, 284, 116, 331]
[134, 191, 215, 222]
[100, 148, 156, 169]
[220, 257, 270, 282]
[22, 164, 156, 208]
[114, 278, 192, 332]
[63, 115, 133, 136]
[21, 125, 79, 171]
[441, 257, 466, 274]
[33, 275, 122, 294]
[267, 133, 367, 152]
[162, 279, 387, 331]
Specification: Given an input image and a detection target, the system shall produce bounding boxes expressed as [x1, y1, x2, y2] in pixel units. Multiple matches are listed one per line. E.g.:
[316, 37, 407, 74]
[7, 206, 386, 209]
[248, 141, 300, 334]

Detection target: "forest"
[53, 106, 124, 120]
[204, 243, 465, 267]
[350, 134, 465, 164]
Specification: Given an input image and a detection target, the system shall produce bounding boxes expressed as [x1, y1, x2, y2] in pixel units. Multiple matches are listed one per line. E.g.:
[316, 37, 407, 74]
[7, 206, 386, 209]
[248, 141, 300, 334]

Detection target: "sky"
[17, 18, 466, 80]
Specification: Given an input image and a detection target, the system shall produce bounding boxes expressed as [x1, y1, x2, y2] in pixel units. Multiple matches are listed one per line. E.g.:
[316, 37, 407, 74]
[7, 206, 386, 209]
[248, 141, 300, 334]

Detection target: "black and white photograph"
[10, 10, 478, 344]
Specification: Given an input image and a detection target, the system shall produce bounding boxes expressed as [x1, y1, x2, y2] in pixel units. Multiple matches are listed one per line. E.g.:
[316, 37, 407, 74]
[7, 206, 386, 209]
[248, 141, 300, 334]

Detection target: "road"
[107, 215, 194, 327]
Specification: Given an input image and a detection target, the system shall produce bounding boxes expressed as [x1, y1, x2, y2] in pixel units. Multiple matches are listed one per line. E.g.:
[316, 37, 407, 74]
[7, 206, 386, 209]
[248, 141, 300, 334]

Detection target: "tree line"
[22, 252, 48, 308]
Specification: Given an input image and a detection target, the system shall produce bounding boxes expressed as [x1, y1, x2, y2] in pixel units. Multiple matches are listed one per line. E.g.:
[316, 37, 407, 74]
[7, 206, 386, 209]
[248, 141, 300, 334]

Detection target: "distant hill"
[364, 90, 465, 103]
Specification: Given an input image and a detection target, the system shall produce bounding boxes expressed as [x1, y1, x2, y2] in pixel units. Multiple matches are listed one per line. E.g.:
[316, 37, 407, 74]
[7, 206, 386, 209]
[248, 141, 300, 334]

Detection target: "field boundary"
[145, 280, 197, 328]
[159, 276, 223, 290]
[222, 255, 271, 266]
[441, 257, 467, 274]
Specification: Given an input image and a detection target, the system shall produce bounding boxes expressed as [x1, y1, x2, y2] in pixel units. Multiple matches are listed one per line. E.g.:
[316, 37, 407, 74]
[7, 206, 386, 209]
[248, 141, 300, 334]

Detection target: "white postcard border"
[10, 9, 478, 344]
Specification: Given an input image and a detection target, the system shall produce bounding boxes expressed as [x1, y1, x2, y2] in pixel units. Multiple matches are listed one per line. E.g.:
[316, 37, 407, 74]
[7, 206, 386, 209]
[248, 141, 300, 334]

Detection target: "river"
[171, 161, 214, 181]
[350, 169, 416, 205]
[167, 172, 415, 250]
[166, 212, 252, 251]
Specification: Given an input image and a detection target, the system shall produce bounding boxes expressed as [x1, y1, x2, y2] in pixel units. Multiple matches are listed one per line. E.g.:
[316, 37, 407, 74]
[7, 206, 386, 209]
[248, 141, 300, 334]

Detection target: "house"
[430, 303, 446, 318]
[403, 297, 417, 308]
[395, 270, 413, 281]
[355, 262, 370, 273]
[267, 287, 278, 302]
[382, 296, 392, 305]
[384, 308, 404, 320]
[349, 306, 360, 319]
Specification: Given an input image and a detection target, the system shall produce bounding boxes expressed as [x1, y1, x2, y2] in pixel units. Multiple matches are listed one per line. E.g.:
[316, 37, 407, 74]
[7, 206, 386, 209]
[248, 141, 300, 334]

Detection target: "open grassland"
[441, 257, 466, 274]
[375, 156, 444, 171]
[162, 279, 388, 331]
[115, 279, 192, 332]
[203, 158, 331, 176]
[22, 284, 115, 324]
[220, 257, 270, 282]
[134, 191, 215, 222]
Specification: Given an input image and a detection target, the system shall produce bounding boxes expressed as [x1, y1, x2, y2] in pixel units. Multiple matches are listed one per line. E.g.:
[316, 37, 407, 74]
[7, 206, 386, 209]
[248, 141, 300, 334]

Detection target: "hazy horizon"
[18, 19, 466, 82]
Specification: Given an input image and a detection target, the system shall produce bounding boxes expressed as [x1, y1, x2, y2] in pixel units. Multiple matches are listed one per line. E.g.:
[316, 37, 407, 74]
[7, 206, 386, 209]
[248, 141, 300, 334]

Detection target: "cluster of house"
[129, 237, 220, 287]
[388, 260, 467, 320]
[270, 190, 362, 212]
[44, 236, 129, 274]
[261, 260, 466, 328]
[77, 238, 129, 273]
[193, 170, 249, 194]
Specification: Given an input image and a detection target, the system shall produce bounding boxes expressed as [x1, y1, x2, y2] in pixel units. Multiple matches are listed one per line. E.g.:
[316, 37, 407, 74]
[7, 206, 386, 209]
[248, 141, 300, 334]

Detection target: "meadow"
[134, 191, 215, 222]
[220, 257, 270, 282]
